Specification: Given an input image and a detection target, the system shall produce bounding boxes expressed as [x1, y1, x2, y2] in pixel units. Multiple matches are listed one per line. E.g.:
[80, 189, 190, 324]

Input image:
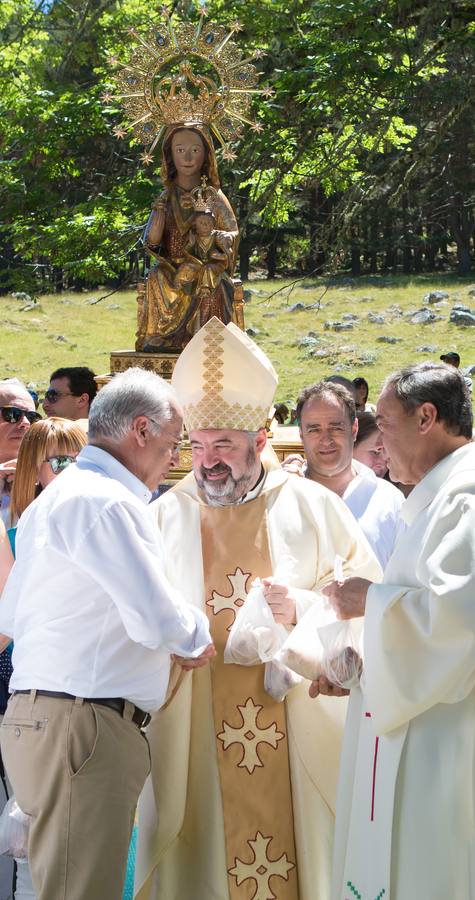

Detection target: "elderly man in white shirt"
[0, 367, 214, 900]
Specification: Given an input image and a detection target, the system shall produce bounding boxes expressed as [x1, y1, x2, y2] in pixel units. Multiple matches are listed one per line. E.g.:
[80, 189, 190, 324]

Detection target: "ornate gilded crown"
[105, 9, 271, 164]
[190, 177, 218, 215]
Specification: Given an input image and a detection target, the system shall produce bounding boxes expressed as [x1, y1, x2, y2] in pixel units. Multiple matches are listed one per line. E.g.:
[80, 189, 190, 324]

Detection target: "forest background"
[0, 0, 474, 296]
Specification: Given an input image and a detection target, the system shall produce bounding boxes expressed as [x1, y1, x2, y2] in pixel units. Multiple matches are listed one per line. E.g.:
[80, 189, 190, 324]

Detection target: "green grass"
[1, 273, 474, 406]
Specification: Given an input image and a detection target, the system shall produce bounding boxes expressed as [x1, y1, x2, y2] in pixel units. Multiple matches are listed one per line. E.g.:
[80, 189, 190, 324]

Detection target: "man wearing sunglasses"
[42, 366, 97, 420]
[0, 380, 39, 525]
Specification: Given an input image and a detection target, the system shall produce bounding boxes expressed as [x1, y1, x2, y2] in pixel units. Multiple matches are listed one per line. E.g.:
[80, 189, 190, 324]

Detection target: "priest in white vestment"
[134, 317, 381, 900]
[318, 362, 475, 900]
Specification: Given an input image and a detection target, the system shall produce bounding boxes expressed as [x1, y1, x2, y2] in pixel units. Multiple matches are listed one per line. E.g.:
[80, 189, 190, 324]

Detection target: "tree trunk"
[369, 207, 378, 273]
[237, 186, 250, 281]
[457, 238, 471, 275]
[266, 234, 277, 279]
[413, 218, 423, 273]
[402, 197, 412, 274]
[52, 266, 64, 293]
[306, 183, 326, 273]
[350, 247, 361, 276]
[383, 211, 396, 269]
[425, 219, 437, 270]
[239, 240, 250, 282]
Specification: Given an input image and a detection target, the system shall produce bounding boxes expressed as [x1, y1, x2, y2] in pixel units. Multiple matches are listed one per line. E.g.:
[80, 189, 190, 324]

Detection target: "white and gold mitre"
[172, 317, 278, 432]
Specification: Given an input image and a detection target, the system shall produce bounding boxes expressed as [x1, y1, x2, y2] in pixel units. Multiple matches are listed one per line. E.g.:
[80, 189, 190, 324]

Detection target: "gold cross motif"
[217, 697, 284, 774]
[207, 566, 252, 627]
[229, 831, 294, 900]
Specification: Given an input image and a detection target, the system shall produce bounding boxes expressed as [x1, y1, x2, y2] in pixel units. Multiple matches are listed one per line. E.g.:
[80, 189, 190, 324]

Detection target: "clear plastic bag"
[318, 618, 363, 689]
[264, 660, 303, 702]
[277, 593, 363, 689]
[224, 578, 288, 666]
[318, 555, 363, 689]
[276, 595, 334, 681]
[0, 799, 31, 859]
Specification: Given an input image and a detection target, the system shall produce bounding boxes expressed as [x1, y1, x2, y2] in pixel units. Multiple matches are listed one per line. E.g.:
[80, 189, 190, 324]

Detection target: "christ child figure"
[174, 207, 234, 326]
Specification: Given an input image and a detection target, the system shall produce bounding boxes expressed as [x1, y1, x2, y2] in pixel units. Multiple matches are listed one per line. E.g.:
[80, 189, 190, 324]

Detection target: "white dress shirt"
[343, 460, 405, 568]
[0, 445, 211, 711]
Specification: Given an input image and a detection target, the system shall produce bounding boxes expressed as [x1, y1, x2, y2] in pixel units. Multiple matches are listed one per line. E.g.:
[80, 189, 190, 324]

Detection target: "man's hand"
[262, 579, 297, 625]
[0, 459, 17, 493]
[172, 643, 216, 672]
[322, 577, 372, 619]
[281, 454, 305, 477]
[309, 675, 350, 699]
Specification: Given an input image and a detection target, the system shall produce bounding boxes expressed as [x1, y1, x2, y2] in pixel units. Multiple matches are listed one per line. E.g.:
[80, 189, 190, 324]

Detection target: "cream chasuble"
[134, 468, 382, 900]
[200, 495, 298, 900]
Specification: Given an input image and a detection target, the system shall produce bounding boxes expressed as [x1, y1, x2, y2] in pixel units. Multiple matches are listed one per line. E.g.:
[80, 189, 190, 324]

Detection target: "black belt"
[13, 690, 151, 729]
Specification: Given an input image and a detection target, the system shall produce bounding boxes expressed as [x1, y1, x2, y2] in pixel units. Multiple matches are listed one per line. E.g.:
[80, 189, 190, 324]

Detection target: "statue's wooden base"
[95, 350, 179, 391]
[109, 349, 179, 381]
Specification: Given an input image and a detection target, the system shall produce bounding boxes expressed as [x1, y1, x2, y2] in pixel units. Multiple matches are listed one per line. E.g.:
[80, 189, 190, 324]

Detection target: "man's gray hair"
[88, 367, 178, 442]
[383, 362, 473, 439]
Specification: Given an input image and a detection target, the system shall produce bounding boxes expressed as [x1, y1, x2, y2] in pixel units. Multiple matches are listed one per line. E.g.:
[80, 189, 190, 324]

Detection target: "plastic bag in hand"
[276, 595, 334, 680]
[318, 618, 363, 688]
[264, 660, 303, 702]
[277, 594, 363, 688]
[224, 578, 289, 666]
[0, 798, 31, 859]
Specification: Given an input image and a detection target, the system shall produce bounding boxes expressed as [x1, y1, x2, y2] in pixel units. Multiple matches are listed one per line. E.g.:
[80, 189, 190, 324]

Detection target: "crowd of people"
[0, 336, 473, 900]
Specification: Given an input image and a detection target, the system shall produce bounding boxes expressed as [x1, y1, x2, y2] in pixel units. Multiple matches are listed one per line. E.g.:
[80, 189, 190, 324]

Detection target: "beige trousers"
[0, 692, 150, 900]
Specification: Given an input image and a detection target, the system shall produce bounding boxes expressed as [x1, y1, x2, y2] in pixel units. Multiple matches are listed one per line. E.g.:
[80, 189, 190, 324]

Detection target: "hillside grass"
[1, 273, 474, 407]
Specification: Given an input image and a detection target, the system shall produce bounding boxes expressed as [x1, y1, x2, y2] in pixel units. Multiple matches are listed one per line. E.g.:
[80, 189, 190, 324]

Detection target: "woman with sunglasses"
[9, 418, 87, 531]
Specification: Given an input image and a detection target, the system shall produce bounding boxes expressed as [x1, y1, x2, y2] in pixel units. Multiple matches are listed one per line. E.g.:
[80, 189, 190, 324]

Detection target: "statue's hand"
[152, 189, 168, 210]
[145, 203, 166, 248]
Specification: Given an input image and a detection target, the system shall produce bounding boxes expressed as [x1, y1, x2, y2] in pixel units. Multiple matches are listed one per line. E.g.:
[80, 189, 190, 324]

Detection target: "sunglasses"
[44, 389, 77, 403]
[46, 455, 77, 474]
[0, 406, 41, 425]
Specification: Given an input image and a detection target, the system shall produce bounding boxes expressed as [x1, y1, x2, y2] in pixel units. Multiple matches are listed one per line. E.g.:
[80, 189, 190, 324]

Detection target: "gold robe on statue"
[142, 185, 238, 349]
[134, 466, 382, 900]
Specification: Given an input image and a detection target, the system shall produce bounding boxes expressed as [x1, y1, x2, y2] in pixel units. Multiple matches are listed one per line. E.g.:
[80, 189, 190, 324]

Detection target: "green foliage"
[0, 0, 473, 289]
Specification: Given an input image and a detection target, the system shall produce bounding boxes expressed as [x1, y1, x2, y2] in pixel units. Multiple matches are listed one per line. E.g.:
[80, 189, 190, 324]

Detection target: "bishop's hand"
[262, 579, 297, 625]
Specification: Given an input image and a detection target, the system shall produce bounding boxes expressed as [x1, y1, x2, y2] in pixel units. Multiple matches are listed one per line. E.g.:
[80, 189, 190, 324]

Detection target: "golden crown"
[106, 9, 271, 163]
[190, 177, 219, 214]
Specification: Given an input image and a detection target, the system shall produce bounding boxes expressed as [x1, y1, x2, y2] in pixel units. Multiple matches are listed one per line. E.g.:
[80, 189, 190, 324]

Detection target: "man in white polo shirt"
[285, 381, 404, 568]
[0, 367, 214, 900]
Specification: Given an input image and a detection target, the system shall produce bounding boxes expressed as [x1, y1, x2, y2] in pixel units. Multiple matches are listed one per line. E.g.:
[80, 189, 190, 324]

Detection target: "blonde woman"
[9, 417, 87, 530]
